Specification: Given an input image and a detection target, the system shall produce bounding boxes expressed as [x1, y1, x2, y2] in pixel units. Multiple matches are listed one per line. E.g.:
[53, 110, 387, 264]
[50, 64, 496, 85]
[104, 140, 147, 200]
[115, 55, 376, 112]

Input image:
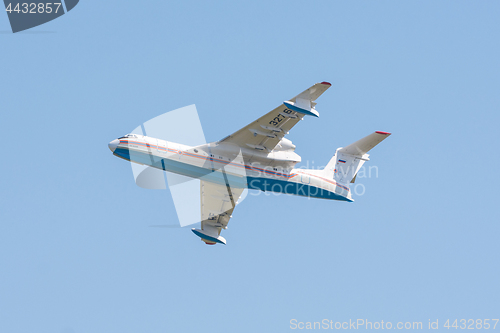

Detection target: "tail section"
[324, 131, 391, 185]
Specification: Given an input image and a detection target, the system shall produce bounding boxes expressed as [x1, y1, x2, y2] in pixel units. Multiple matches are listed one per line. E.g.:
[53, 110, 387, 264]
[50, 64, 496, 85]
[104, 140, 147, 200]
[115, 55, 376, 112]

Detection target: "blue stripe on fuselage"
[113, 147, 352, 201]
[246, 177, 352, 201]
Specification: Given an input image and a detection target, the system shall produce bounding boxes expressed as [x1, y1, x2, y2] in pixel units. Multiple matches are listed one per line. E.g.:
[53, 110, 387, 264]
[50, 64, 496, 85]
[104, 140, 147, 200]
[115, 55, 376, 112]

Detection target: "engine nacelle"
[273, 138, 296, 152]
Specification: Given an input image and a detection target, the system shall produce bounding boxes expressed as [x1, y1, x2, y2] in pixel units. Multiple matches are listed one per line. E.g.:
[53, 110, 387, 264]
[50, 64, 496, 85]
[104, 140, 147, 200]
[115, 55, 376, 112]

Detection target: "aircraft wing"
[218, 82, 332, 151]
[191, 180, 245, 245]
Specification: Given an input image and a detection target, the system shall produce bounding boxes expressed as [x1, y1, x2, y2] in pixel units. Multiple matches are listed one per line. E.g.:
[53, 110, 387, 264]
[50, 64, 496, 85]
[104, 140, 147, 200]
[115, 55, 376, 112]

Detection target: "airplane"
[108, 82, 391, 245]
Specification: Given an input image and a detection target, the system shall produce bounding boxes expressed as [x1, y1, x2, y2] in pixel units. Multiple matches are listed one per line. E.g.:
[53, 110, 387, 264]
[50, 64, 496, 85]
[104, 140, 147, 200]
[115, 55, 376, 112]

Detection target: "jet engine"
[273, 138, 296, 152]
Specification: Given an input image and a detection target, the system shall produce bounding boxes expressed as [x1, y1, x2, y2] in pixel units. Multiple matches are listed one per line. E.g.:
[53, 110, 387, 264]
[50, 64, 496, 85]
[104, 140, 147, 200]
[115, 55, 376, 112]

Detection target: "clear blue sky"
[1, 1, 499, 332]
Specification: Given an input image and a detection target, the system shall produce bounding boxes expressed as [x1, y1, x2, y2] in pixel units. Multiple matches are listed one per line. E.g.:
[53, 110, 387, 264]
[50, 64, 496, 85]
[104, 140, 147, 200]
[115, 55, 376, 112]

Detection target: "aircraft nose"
[108, 139, 119, 152]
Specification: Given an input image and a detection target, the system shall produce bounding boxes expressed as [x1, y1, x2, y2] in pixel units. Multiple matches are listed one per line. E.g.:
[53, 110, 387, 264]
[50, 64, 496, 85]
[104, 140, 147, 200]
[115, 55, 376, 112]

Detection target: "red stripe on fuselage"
[119, 140, 348, 190]
[118, 140, 297, 179]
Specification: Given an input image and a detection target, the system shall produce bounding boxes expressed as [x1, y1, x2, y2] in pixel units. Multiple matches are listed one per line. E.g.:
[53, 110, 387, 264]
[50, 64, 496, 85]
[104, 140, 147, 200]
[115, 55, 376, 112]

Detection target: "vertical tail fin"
[324, 131, 391, 185]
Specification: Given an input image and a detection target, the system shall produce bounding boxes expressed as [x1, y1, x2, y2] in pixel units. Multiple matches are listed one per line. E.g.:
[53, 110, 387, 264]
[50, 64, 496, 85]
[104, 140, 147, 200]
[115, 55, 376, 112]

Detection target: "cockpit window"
[118, 134, 139, 139]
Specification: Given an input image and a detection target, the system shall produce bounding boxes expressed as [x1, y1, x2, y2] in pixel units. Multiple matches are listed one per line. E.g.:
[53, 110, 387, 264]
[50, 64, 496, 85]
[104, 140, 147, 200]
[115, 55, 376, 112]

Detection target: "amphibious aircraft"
[108, 82, 391, 245]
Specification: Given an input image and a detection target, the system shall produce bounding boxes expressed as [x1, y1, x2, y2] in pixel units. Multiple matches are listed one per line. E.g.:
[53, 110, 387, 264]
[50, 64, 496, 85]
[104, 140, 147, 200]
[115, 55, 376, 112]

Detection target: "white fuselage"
[109, 134, 352, 202]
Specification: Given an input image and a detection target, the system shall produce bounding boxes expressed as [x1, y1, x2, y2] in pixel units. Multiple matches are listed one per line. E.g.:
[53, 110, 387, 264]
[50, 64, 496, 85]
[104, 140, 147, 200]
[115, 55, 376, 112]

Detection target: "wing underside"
[192, 82, 332, 244]
[192, 180, 244, 245]
[219, 82, 332, 152]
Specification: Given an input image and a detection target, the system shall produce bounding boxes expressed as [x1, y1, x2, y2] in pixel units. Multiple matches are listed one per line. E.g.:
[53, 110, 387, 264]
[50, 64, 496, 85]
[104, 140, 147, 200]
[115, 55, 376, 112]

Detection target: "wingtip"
[320, 81, 332, 86]
[375, 131, 391, 135]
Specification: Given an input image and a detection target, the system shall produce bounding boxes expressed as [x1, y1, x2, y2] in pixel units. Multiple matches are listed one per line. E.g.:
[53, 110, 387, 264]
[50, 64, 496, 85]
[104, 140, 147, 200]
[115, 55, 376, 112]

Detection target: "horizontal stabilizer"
[340, 131, 391, 156]
[323, 131, 392, 183]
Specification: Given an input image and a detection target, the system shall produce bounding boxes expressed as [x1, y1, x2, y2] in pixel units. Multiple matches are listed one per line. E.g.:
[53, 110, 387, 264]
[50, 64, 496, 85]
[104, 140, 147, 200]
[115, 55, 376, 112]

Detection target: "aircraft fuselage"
[109, 135, 353, 202]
